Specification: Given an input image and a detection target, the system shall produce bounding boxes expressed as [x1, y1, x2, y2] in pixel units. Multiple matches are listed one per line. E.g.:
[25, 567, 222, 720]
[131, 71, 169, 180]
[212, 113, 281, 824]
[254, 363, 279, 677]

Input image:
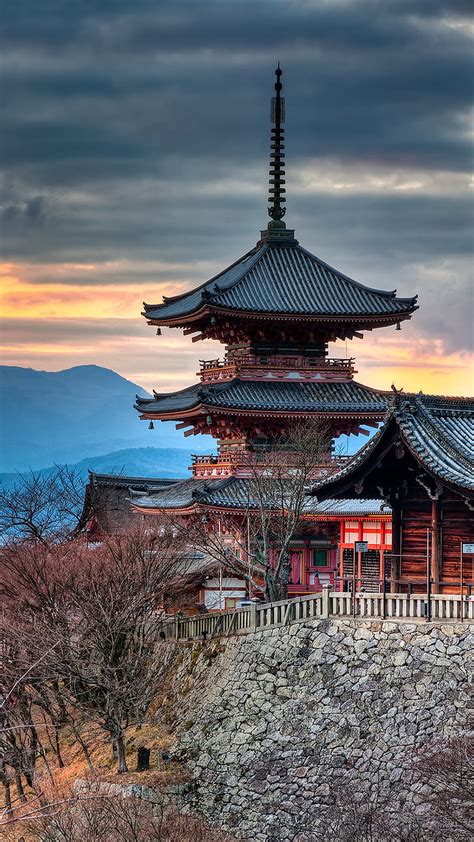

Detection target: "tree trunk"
[1, 764, 12, 816]
[264, 569, 278, 602]
[71, 722, 95, 771]
[53, 726, 65, 768]
[15, 769, 27, 803]
[279, 557, 291, 601]
[116, 735, 128, 774]
[39, 743, 56, 788]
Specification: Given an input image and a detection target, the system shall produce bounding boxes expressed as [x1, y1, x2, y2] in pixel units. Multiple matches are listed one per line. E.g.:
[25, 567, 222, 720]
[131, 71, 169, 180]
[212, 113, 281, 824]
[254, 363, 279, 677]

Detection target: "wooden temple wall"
[440, 504, 474, 591]
[399, 501, 474, 592]
[400, 507, 431, 583]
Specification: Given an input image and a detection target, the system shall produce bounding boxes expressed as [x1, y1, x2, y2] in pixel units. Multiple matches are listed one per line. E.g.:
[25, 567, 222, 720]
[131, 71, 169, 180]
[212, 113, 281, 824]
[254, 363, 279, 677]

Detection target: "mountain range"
[0, 446, 194, 489]
[0, 365, 211, 473]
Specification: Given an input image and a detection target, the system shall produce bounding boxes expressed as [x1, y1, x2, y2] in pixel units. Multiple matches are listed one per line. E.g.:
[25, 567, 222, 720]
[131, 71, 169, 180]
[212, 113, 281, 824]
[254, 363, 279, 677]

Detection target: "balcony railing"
[200, 355, 355, 372]
[191, 454, 220, 464]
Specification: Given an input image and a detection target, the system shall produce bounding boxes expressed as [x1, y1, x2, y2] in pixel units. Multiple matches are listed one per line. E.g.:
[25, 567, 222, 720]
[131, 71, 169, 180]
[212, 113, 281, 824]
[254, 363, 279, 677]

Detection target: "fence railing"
[160, 586, 473, 642]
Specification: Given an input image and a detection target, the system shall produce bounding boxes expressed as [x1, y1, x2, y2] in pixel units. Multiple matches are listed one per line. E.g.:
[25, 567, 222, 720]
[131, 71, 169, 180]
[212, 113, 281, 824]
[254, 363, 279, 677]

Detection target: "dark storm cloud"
[1, 0, 473, 353]
[2, 0, 472, 173]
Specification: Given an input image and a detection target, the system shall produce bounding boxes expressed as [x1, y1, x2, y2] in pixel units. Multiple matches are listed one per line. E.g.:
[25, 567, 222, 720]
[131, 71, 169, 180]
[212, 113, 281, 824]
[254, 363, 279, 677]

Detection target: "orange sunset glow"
[2, 258, 472, 398]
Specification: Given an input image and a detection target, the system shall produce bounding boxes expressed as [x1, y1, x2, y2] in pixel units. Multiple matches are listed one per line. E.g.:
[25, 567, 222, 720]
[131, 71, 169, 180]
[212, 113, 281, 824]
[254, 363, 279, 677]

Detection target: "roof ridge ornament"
[259, 65, 297, 246]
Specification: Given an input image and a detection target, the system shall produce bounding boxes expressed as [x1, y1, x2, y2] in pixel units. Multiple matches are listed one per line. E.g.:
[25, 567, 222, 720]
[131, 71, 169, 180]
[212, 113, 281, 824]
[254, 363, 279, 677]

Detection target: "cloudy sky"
[1, 0, 473, 396]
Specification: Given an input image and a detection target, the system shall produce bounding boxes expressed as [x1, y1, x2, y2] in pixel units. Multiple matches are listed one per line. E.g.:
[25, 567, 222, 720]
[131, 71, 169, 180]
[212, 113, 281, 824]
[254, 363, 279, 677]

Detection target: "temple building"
[127, 66, 418, 599]
[311, 392, 474, 593]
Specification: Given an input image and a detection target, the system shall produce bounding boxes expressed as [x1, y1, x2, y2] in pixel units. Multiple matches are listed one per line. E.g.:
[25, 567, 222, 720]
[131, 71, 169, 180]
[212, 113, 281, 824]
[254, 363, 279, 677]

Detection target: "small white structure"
[203, 576, 247, 610]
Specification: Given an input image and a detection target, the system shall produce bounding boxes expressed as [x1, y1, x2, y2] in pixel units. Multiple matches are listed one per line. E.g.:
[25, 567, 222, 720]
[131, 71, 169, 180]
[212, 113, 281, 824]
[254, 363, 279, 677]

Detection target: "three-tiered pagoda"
[132, 67, 418, 601]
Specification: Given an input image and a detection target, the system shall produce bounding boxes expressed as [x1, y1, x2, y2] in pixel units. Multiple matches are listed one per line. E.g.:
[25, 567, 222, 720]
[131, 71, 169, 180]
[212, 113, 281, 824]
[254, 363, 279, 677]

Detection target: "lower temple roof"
[311, 393, 474, 499]
[88, 471, 178, 491]
[135, 379, 388, 419]
[130, 475, 390, 516]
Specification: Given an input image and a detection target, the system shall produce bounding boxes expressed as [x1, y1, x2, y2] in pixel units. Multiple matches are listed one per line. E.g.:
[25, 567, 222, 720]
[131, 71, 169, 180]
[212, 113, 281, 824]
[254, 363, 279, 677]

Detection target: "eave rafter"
[139, 406, 386, 423]
[146, 305, 415, 335]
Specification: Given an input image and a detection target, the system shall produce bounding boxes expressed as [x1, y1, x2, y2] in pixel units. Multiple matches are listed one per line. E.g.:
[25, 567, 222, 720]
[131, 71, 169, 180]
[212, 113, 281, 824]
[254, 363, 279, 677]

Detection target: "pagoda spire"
[259, 65, 296, 244]
[268, 63, 286, 222]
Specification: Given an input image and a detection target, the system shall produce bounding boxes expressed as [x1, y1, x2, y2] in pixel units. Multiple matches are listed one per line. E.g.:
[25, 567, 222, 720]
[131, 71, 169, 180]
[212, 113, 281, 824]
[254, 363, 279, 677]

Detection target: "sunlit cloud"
[293, 162, 473, 197]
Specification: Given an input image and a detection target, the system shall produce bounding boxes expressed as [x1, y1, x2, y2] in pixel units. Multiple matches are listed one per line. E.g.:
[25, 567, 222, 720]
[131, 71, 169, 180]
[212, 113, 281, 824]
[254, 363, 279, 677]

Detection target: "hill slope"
[0, 447, 194, 489]
[0, 365, 210, 472]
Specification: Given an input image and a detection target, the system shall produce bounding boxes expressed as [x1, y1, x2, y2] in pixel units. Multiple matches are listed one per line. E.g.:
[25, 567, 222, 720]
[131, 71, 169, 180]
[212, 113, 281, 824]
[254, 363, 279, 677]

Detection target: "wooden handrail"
[158, 587, 472, 641]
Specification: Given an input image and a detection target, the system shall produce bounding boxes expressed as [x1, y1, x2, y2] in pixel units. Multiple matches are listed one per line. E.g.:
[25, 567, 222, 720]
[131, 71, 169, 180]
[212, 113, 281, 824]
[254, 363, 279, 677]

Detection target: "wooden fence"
[161, 586, 473, 641]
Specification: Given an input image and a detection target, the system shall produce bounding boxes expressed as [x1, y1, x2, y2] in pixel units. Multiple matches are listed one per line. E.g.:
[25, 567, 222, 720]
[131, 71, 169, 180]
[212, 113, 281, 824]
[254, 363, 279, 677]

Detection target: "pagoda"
[131, 67, 418, 603]
[135, 66, 417, 481]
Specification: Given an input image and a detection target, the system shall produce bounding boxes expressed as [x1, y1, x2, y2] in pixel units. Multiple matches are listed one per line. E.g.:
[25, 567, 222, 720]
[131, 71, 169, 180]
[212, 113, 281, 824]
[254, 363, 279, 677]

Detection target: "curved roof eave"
[311, 394, 474, 498]
[142, 241, 418, 324]
[134, 379, 390, 420]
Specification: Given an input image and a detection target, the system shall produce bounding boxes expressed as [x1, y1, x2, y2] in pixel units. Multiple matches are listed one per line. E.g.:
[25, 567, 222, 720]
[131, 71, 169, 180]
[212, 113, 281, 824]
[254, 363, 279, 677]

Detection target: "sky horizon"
[1, 1, 473, 398]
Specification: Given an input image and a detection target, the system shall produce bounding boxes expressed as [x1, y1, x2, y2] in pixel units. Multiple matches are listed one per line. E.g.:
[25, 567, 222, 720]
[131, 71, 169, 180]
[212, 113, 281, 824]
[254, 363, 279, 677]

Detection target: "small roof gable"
[143, 241, 417, 325]
[88, 471, 177, 491]
[312, 392, 474, 498]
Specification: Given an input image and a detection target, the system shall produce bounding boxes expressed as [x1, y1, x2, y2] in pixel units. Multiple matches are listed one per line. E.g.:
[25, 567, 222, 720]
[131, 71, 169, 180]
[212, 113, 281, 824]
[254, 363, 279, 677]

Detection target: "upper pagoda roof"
[143, 239, 418, 327]
[143, 66, 417, 333]
[135, 378, 388, 419]
[311, 393, 474, 499]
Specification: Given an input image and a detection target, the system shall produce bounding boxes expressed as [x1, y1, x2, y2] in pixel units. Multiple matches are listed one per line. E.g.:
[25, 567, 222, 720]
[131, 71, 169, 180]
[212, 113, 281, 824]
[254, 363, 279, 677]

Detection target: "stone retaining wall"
[165, 619, 472, 841]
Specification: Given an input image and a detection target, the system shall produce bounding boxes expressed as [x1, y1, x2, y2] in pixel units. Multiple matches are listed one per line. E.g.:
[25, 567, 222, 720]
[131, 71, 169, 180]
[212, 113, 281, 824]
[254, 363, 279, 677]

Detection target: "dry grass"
[1, 646, 234, 840]
[1, 709, 191, 840]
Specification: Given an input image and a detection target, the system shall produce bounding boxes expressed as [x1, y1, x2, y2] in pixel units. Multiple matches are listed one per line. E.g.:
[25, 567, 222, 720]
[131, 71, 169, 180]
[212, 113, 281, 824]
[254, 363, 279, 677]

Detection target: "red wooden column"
[338, 520, 345, 586]
[379, 521, 385, 586]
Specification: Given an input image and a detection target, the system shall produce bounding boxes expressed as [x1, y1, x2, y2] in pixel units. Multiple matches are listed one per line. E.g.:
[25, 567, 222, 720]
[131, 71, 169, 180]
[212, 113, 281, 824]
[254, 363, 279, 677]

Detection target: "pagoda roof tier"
[135, 378, 388, 421]
[87, 471, 177, 491]
[131, 475, 391, 517]
[143, 240, 418, 333]
[311, 393, 474, 500]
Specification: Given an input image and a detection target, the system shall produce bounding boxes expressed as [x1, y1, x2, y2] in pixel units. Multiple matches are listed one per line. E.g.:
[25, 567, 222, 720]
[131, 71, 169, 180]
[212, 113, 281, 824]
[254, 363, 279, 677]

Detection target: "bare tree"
[166, 419, 332, 601]
[0, 465, 86, 543]
[2, 785, 238, 842]
[1, 523, 193, 786]
[2, 529, 189, 775]
[412, 735, 474, 839]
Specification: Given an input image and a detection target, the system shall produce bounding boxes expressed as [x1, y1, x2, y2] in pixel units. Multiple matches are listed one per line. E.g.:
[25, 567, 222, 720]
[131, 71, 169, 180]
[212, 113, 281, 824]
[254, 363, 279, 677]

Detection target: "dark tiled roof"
[143, 242, 417, 323]
[135, 379, 388, 416]
[131, 477, 230, 510]
[132, 475, 390, 516]
[304, 498, 391, 516]
[313, 393, 474, 496]
[88, 471, 177, 491]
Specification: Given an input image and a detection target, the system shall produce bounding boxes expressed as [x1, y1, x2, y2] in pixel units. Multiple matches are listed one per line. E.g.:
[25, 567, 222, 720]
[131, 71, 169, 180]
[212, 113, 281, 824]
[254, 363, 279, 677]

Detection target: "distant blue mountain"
[0, 447, 195, 489]
[0, 365, 212, 472]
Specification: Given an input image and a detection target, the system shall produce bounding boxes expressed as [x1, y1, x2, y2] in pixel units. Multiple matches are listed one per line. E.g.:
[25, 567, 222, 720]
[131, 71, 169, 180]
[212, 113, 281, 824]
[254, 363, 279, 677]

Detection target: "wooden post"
[426, 528, 431, 622]
[390, 502, 401, 592]
[322, 583, 331, 619]
[352, 548, 356, 617]
[173, 616, 180, 640]
[460, 542, 464, 623]
[431, 499, 441, 594]
[249, 601, 258, 633]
